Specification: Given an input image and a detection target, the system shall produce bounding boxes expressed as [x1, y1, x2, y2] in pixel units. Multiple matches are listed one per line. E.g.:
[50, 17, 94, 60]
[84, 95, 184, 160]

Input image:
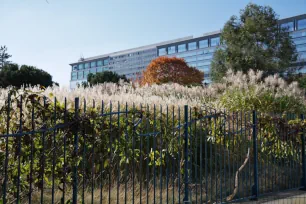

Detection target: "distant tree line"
[80, 71, 129, 87]
[87, 71, 128, 84]
[0, 46, 57, 88]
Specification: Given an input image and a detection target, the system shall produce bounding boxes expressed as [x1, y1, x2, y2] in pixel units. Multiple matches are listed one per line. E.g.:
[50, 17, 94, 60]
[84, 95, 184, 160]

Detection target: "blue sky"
[1, 0, 306, 86]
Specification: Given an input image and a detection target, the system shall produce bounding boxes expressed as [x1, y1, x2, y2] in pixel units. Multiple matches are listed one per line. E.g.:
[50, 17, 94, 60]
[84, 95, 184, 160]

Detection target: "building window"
[300, 52, 306, 60]
[197, 60, 211, 66]
[188, 62, 197, 67]
[178, 44, 186, 52]
[185, 56, 197, 63]
[85, 63, 90, 69]
[77, 71, 83, 79]
[281, 22, 294, 32]
[197, 65, 210, 73]
[199, 40, 208, 48]
[293, 37, 306, 45]
[204, 73, 210, 78]
[73, 65, 78, 71]
[97, 67, 103, 72]
[97, 60, 103, 66]
[290, 30, 306, 38]
[90, 68, 96, 73]
[297, 44, 306, 52]
[197, 53, 213, 61]
[104, 59, 109, 65]
[91, 61, 96, 68]
[168, 46, 176, 54]
[210, 37, 220, 47]
[71, 72, 77, 80]
[177, 50, 197, 58]
[84, 70, 90, 79]
[78, 63, 84, 70]
[298, 19, 306, 30]
[158, 48, 166, 56]
[188, 42, 197, 50]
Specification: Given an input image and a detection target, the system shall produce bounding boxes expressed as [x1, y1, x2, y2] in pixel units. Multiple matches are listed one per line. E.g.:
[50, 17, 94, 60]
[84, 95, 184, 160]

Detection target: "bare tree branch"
[226, 147, 250, 202]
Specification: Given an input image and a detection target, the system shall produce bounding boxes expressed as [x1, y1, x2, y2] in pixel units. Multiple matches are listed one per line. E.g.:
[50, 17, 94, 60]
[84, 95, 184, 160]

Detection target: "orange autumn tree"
[141, 56, 204, 85]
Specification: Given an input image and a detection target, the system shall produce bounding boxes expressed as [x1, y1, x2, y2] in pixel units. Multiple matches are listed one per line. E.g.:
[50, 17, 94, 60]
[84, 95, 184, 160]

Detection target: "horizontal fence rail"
[0, 94, 305, 203]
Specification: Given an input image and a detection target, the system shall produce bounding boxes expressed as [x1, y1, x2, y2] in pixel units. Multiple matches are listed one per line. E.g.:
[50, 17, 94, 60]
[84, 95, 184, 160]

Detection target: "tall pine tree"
[0, 46, 12, 69]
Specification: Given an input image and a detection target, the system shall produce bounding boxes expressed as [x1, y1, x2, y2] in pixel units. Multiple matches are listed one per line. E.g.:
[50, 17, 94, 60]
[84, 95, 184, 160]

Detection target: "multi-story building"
[69, 36, 191, 89]
[70, 14, 306, 89]
[279, 14, 306, 71]
[156, 31, 220, 84]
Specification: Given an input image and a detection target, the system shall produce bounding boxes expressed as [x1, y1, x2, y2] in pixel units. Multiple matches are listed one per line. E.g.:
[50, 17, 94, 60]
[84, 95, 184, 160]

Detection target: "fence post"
[300, 114, 306, 190]
[73, 97, 79, 204]
[252, 110, 259, 199]
[2, 94, 11, 204]
[183, 105, 190, 203]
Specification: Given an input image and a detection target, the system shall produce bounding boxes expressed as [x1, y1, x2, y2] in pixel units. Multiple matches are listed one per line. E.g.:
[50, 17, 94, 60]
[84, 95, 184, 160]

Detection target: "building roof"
[69, 35, 194, 65]
[70, 13, 306, 66]
[278, 13, 306, 23]
[202, 30, 221, 37]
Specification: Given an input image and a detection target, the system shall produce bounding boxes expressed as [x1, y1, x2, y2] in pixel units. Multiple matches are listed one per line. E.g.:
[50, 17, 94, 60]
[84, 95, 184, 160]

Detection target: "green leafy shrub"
[0, 69, 305, 202]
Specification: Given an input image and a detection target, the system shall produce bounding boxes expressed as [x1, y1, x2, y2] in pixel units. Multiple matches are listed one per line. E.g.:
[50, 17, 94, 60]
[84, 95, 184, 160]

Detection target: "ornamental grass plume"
[0, 69, 305, 114]
[0, 69, 305, 204]
[216, 69, 305, 112]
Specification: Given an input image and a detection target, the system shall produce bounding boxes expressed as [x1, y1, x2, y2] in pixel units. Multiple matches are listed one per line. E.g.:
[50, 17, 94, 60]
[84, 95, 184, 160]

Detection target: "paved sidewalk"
[263, 193, 306, 204]
[230, 190, 306, 203]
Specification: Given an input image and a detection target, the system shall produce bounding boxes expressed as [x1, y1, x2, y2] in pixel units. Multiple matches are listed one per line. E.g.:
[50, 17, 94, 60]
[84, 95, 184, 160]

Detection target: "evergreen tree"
[0, 46, 12, 69]
[0, 64, 56, 88]
[211, 3, 298, 82]
[87, 71, 128, 85]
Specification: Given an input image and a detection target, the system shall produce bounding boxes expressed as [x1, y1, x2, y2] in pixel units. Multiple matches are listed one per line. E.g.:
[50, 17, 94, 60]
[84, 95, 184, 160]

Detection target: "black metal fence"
[0, 94, 305, 203]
